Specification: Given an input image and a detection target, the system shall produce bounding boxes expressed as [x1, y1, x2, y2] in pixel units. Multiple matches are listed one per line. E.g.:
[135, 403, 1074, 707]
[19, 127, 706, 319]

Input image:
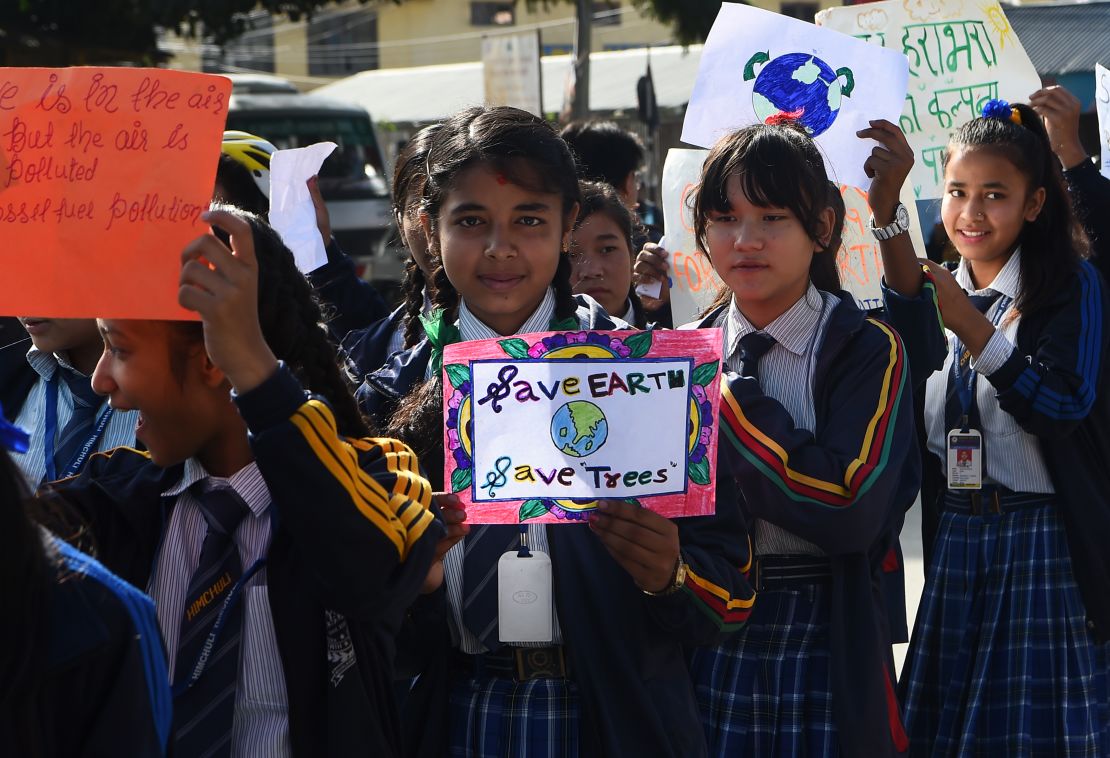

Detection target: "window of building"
[594, 1, 622, 27]
[202, 11, 274, 74]
[780, 3, 820, 23]
[308, 8, 379, 76]
[471, 2, 516, 26]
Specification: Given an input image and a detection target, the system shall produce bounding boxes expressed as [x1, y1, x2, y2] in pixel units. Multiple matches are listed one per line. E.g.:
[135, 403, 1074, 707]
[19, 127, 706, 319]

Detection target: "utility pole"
[571, 0, 592, 119]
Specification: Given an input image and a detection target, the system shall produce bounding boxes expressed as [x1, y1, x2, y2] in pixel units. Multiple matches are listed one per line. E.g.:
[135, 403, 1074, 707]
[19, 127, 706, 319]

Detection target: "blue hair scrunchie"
[0, 403, 30, 454]
[981, 98, 1021, 125]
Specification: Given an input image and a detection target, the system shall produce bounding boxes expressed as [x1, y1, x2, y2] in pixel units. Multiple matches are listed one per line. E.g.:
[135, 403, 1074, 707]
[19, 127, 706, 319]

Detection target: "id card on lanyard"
[946, 295, 1012, 490]
[42, 377, 114, 483]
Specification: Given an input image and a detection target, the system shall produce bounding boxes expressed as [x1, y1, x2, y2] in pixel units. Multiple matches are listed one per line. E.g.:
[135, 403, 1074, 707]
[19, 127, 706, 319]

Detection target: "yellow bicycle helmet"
[221, 130, 277, 199]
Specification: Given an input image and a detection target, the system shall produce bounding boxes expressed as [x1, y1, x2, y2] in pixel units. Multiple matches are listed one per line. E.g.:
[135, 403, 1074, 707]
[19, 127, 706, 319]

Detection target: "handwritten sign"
[817, 0, 1041, 199]
[442, 329, 723, 524]
[1097, 64, 1110, 181]
[0, 67, 231, 319]
[682, 2, 909, 190]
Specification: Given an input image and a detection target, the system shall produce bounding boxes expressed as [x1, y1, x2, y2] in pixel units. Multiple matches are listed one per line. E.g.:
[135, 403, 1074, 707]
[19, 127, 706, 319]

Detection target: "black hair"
[214, 153, 269, 219]
[385, 106, 583, 473]
[694, 123, 841, 298]
[181, 205, 369, 438]
[393, 124, 442, 349]
[560, 120, 645, 193]
[574, 180, 646, 326]
[944, 102, 1086, 318]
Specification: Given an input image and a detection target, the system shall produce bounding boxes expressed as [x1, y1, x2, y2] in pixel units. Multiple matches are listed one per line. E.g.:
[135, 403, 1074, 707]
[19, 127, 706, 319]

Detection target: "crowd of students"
[1, 82, 1107, 758]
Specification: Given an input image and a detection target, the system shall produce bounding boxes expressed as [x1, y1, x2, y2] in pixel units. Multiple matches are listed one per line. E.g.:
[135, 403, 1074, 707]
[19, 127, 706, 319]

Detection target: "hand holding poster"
[442, 329, 723, 524]
[682, 2, 909, 190]
[817, 0, 1041, 199]
[0, 67, 231, 319]
[1097, 64, 1110, 181]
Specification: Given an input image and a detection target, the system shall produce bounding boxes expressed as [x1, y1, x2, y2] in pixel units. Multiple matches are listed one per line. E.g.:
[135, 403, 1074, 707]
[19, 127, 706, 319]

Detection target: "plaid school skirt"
[689, 583, 839, 758]
[448, 670, 580, 758]
[900, 495, 1110, 757]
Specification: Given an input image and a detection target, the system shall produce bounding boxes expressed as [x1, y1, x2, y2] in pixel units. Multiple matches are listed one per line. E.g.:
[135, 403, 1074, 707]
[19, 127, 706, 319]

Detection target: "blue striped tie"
[461, 525, 520, 651]
[943, 290, 1002, 433]
[737, 332, 777, 381]
[173, 484, 250, 758]
[52, 368, 102, 477]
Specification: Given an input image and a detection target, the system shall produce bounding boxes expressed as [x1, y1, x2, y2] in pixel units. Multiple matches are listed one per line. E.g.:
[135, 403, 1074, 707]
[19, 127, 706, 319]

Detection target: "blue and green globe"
[551, 401, 608, 458]
[751, 53, 848, 137]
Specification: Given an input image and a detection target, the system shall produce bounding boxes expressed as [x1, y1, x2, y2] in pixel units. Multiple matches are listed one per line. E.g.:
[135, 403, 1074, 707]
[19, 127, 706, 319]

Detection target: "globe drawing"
[550, 401, 608, 458]
[748, 53, 852, 137]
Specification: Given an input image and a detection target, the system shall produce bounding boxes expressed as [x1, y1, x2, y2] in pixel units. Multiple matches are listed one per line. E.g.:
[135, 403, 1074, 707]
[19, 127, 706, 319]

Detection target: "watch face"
[895, 204, 910, 229]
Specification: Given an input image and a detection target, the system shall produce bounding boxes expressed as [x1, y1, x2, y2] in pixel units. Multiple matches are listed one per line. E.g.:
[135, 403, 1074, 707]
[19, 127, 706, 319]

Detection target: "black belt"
[453, 646, 568, 682]
[944, 487, 1053, 516]
[752, 555, 831, 592]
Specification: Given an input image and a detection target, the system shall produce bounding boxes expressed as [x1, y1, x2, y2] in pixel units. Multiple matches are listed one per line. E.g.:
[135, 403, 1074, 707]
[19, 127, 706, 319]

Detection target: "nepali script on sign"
[817, 0, 1040, 199]
[442, 329, 723, 524]
[0, 67, 231, 319]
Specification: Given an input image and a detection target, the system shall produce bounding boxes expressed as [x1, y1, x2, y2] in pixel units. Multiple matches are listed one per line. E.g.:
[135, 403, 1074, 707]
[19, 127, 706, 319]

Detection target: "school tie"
[52, 368, 102, 478]
[173, 483, 251, 758]
[461, 524, 521, 651]
[943, 289, 1002, 433]
[736, 332, 777, 381]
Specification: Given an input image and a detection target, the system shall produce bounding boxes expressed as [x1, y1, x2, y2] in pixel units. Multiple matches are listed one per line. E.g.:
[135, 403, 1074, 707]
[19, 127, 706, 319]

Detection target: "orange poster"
[0, 68, 231, 319]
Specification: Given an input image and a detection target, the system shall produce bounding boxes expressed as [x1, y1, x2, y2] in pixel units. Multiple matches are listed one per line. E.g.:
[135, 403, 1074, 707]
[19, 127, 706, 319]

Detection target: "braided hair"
[393, 124, 443, 349]
[181, 205, 369, 438]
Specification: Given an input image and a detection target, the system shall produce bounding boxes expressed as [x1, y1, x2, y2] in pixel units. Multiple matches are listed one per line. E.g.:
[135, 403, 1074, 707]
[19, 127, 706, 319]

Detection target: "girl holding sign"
[874, 101, 1110, 755]
[43, 207, 441, 757]
[359, 105, 755, 758]
[685, 121, 919, 758]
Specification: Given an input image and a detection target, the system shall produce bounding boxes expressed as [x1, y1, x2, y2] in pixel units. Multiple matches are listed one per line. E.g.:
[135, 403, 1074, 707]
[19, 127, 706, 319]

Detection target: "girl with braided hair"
[357, 104, 754, 758]
[44, 205, 440, 757]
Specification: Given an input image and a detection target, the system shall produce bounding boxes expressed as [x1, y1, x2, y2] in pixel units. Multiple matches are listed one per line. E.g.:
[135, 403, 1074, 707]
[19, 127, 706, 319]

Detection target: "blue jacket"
[885, 260, 1110, 642]
[45, 365, 442, 757]
[357, 302, 757, 758]
[701, 292, 918, 758]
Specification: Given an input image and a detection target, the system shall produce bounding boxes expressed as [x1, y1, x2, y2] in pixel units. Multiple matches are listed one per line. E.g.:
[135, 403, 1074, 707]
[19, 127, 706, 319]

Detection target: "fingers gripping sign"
[178, 209, 278, 393]
[589, 498, 681, 593]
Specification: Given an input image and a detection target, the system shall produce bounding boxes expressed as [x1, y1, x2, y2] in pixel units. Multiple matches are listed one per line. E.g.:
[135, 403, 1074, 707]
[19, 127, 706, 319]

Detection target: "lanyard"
[951, 295, 1012, 430]
[42, 376, 114, 483]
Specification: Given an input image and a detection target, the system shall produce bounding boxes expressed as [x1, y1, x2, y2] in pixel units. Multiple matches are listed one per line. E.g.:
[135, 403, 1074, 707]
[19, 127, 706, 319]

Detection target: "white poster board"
[1097, 63, 1110, 180]
[682, 2, 909, 190]
[482, 31, 543, 117]
[817, 0, 1041, 199]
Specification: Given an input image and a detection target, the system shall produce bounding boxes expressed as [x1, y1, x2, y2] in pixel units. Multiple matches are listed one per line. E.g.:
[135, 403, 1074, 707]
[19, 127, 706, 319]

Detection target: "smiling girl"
[359, 105, 754, 758]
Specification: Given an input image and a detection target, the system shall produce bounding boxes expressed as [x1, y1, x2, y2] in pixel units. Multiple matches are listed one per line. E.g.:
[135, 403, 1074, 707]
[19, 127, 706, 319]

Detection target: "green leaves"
[624, 331, 653, 359]
[451, 467, 473, 493]
[499, 338, 531, 360]
[691, 361, 719, 387]
[688, 457, 710, 486]
[444, 363, 470, 390]
[518, 499, 549, 522]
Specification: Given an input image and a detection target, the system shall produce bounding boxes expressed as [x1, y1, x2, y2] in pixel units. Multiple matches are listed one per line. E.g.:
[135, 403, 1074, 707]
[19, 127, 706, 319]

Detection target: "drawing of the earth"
[752, 53, 845, 137]
[551, 401, 608, 458]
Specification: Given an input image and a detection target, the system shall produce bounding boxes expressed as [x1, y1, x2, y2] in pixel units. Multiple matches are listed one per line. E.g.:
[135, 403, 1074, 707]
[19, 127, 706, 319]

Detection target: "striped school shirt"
[923, 249, 1054, 493]
[151, 458, 291, 756]
[723, 284, 837, 556]
[11, 347, 137, 489]
[445, 288, 567, 652]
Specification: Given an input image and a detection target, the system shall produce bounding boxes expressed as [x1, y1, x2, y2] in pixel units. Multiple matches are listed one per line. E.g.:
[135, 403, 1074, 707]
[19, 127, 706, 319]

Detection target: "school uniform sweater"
[357, 298, 756, 758]
[307, 245, 392, 347]
[1063, 158, 1110, 267]
[885, 259, 1110, 642]
[694, 292, 919, 758]
[44, 364, 443, 757]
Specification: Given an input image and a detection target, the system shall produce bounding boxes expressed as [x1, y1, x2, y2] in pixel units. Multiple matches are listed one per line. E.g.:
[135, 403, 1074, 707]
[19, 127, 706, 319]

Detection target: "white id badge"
[497, 550, 553, 643]
[947, 429, 983, 489]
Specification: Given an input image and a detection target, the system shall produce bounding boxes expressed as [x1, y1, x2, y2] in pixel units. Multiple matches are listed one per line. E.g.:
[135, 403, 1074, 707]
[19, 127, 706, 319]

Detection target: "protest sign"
[442, 328, 723, 524]
[0, 67, 231, 319]
[682, 2, 909, 190]
[817, 0, 1041, 199]
[1097, 64, 1110, 181]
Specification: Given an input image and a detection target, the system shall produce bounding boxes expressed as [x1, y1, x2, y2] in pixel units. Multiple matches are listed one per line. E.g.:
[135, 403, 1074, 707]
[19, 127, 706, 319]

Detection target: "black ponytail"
[552, 250, 579, 322]
[400, 258, 428, 349]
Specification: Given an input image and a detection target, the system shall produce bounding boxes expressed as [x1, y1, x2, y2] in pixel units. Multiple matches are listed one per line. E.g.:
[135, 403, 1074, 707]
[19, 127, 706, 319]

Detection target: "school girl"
[872, 100, 1110, 755]
[568, 180, 648, 327]
[684, 122, 919, 758]
[357, 104, 755, 758]
[45, 206, 441, 757]
[0, 411, 170, 756]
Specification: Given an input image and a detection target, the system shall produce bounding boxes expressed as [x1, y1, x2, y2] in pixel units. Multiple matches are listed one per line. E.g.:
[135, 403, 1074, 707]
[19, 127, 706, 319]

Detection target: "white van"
[227, 88, 403, 285]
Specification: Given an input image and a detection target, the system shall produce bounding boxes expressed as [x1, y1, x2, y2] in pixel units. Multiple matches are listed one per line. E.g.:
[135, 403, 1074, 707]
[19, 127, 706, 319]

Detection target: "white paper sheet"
[268, 142, 337, 273]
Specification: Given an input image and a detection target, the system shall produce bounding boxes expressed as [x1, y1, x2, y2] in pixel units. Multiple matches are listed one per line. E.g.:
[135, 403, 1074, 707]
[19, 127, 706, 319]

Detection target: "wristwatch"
[642, 555, 688, 597]
[869, 202, 911, 241]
